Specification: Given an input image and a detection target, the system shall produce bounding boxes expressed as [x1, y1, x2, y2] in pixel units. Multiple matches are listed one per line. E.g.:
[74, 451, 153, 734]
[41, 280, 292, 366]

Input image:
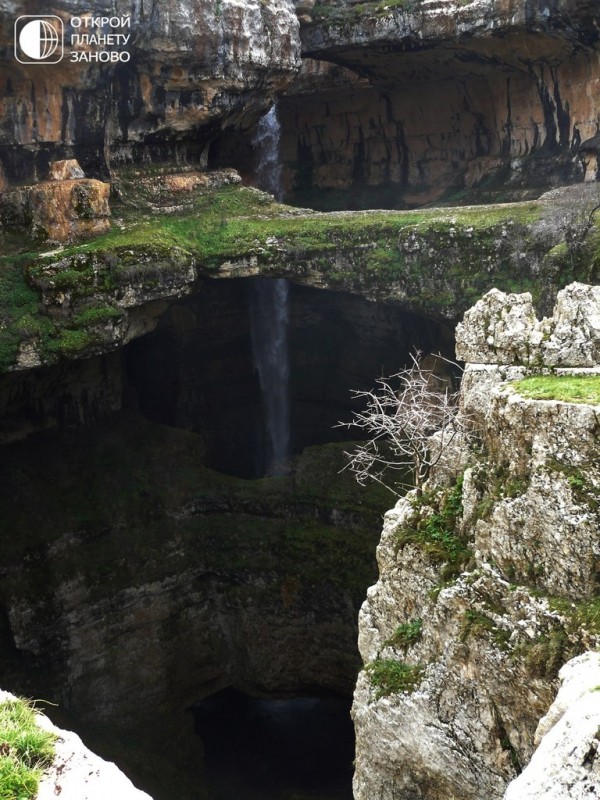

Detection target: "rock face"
[457, 283, 600, 367]
[352, 283, 600, 800]
[0, 410, 388, 798]
[277, 0, 600, 208]
[0, 0, 301, 185]
[504, 652, 600, 800]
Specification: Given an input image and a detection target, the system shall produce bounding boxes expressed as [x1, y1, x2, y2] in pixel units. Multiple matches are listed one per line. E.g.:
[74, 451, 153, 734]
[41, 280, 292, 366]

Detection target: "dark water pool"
[192, 689, 355, 800]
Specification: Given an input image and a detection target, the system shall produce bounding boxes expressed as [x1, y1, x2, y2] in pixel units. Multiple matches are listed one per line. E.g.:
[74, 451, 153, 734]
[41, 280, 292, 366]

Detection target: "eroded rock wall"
[280, 1, 600, 207]
[352, 283, 600, 800]
[0, 0, 300, 185]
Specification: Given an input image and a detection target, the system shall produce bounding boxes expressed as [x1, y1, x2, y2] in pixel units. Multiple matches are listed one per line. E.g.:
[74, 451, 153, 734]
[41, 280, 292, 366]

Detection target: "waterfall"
[254, 104, 283, 201]
[249, 278, 291, 476]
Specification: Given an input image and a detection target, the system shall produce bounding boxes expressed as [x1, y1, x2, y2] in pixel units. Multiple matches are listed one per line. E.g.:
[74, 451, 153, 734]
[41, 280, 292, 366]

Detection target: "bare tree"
[337, 352, 462, 497]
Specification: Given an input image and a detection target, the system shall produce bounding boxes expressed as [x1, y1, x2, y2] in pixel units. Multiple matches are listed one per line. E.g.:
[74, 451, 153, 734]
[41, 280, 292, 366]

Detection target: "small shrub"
[397, 476, 472, 579]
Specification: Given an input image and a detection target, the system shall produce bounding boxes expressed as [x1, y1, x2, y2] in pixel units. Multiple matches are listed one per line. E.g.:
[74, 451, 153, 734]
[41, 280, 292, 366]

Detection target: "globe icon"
[19, 18, 60, 61]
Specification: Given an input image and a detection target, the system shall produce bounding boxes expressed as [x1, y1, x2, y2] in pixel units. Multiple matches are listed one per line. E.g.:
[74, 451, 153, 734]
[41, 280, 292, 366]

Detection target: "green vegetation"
[1, 176, 597, 373]
[383, 618, 423, 650]
[0, 697, 56, 800]
[460, 609, 510, 650]
[365, 659, 424, 698]
[546, 459, 600, 511]
[512, 626, 572, 680]
[397, 476, 472, 579]
[512, 375, 600, 405]
[471, 460, 530, 523]
[511, 592, 600, 679]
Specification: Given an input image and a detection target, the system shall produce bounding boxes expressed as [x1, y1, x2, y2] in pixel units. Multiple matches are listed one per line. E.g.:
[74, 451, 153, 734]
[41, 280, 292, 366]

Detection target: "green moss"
[365, 659, 424, 698]
[397, 476, 472, 579]
[383, 618, 423, 651]
[72, 306, 122, 326]
[512, 375, 600, 405]
[0, 697, 56, 800]
[0, 252, 43, 371]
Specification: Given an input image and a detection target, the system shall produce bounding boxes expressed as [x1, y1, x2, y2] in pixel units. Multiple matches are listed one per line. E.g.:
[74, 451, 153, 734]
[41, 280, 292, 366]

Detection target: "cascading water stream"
[249, 278, 291, 476]
[250, 104, 290, 475]
[253, 103, 283, 200]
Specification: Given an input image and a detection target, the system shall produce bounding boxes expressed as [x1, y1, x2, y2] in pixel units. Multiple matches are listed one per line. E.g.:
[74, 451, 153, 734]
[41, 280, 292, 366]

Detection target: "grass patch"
[512, 375, 600, 405]
[397, 476, 472, 579]
[383, 618, 423, 651]
[0, 697, 56, 800]
[365, 659, 424, 698]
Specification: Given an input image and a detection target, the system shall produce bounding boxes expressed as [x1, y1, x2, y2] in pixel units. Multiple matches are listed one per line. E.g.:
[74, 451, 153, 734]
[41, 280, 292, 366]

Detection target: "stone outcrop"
[504, 652, 600, 800]
[352, 283, 600, 800]
[7, 178, 599, 377]
[0, 0, 301, 185]
[0, 163, 110, 243]
[457, 283, 600, 367]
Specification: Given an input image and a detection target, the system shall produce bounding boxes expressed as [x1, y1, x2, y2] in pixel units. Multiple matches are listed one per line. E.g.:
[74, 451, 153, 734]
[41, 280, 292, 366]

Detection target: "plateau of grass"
[512, 375, 600, 405]
[0, 697, 55, 800]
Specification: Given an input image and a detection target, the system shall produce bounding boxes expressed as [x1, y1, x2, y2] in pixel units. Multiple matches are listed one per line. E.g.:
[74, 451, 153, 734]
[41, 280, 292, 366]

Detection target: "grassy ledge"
[0, 697, 56, 800]
[512, 375, 600, 405]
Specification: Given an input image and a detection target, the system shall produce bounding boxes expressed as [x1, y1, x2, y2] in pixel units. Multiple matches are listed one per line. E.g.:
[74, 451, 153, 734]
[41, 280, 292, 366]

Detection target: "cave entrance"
[191, 687, 354, 800]
[123, 277, 453, 478]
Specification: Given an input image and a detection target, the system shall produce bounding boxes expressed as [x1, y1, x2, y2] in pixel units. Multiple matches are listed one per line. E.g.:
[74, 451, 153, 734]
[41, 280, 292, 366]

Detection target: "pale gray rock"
[541, 282, 600, 367]
[455, 288, 541, 365]
[352, 283, 600, 800]
[504, 652, 600, 800]
[456, 283, 600, 367]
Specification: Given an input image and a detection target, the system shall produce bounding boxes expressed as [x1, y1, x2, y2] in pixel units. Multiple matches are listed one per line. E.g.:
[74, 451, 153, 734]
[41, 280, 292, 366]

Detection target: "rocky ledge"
[352, 282, 600, 800]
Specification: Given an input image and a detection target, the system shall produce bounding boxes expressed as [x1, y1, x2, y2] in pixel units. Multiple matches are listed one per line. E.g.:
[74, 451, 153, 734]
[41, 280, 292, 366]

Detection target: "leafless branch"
[337, 352, 463, 497]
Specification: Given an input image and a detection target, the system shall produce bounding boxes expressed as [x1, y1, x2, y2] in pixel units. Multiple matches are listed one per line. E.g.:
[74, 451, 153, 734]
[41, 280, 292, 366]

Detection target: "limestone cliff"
[278, 0, 600, 208]
[3, 177, 599, 384]
[0, 0, 300, 187]
[352, 283, 600, 800]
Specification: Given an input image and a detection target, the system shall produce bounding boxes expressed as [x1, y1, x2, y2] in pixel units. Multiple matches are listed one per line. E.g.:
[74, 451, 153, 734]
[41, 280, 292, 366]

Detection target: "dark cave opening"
[123, 277, 453, 478]
[191, 688, 355, 800]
